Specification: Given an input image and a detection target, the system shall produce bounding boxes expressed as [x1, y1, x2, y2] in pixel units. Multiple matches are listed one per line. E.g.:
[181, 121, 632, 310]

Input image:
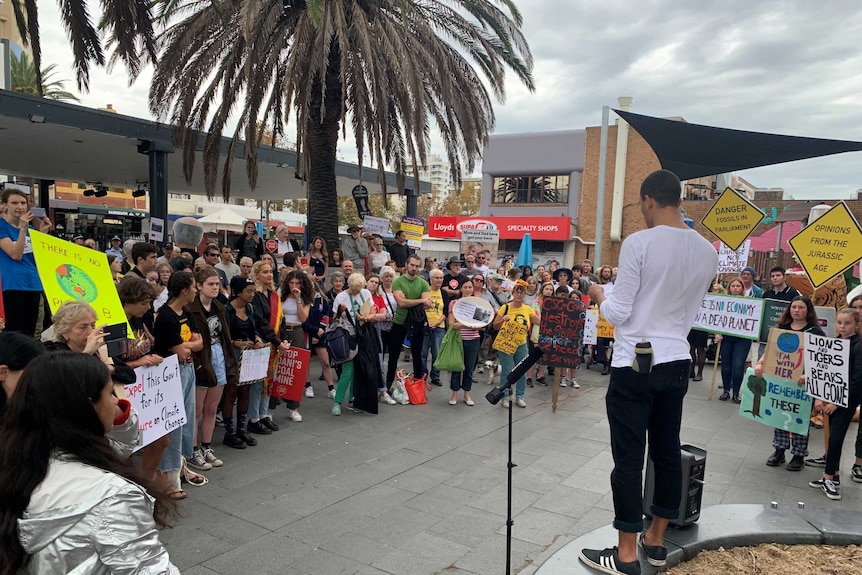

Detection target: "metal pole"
[405, 188, 417, 218]
[594, 106, 610, 267]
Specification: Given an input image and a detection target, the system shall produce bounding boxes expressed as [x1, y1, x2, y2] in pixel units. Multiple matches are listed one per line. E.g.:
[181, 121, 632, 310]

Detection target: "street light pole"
[594, 106, 610, 267]
[404, 188, 417, 218]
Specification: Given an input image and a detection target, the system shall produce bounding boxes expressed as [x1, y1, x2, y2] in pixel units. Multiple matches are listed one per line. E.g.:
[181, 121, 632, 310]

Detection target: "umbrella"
[198, 208, 247, 244]
[515, 233, 533, 269]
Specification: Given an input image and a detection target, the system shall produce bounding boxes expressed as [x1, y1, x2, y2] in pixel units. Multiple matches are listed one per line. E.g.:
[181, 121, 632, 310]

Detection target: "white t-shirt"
[475, 264, 490, 278]
[599, 225, 717, 368]
[333, 289, 372, 336]
[216, 261, 241, 282]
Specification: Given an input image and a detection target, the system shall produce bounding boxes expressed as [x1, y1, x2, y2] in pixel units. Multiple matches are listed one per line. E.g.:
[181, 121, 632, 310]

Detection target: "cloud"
[36, 0, 862, 199]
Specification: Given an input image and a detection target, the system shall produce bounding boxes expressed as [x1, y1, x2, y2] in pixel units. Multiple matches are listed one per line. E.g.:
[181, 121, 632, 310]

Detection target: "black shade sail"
[615, 110, 862, 182]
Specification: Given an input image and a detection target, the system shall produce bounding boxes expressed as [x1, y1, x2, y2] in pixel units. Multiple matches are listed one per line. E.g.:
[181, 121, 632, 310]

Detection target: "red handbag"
[404, 374, 430, 405]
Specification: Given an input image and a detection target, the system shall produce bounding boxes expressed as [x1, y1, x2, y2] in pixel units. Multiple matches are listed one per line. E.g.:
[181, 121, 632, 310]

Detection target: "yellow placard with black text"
[788, 202, 862, 289]
[493, 321, 528, 355]
[597, 314, 614, 339]
[701, 188, 764, 251]
[29, 229, 132, 336]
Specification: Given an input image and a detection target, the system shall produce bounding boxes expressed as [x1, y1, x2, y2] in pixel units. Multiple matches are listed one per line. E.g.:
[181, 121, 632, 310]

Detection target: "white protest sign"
[717, 240, 750, 274]
[363, 215, 390, 236]
[804, 333, 850, 407]
[691, 293, 763, 340]
[125, 355, 186, 450]
[239, 347, 271, 384]
[584, 309, 598, 345]
[452, 296, 494, 328]
[148, 217, 165, 242]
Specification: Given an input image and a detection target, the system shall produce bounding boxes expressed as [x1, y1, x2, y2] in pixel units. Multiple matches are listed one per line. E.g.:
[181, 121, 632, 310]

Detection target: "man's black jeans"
[606, 360, 690, 533]
[386, 322, 426, 385]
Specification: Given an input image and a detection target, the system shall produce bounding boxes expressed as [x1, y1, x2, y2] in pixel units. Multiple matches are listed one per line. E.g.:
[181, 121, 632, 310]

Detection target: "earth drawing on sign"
[55, 264, 98, 302]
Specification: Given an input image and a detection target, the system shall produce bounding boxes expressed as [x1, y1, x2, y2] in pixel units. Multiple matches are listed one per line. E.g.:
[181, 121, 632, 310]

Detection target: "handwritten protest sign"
[692, 293, 763, 340]
[363, 215, 390, 236]
[538, 296, 585, 368]
[29, 229, 131, 336]
[493, 320, 528, 355]
[584, 309, 598, 345]
[270, 347, 311, 402]
[759, 299, 790, 342]
[238, 347, 271, 385]
[804, 333, 849, 408]
[597, 314, 614, 339]
[717, 240, 751, 274]
[738, 368, 811, 436]
[125, 355, 186, 450]
[762, 328, 805, 382]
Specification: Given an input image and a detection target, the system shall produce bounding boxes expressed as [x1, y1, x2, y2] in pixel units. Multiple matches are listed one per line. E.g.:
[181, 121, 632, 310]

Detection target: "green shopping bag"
[434, 326, 465, 372]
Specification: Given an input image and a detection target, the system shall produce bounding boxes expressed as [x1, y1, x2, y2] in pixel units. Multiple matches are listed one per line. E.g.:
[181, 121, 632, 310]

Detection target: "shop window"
[492, 175, 569, 205]
[501, 240, 565, 252]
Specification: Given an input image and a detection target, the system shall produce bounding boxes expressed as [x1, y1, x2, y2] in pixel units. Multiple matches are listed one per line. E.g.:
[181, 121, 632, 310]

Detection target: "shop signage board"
[428, 216, 572, 241]
[787, 201, 862, 288]
[701, 188, 764, 251]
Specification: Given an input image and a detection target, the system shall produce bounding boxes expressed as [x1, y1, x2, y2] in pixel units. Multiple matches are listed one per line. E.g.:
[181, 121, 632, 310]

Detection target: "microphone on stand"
[486, 347, 544, 404]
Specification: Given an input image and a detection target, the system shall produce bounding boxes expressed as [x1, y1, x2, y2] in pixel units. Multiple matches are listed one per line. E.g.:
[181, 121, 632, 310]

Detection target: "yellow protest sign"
[493, 320, 528, 355]
[597, 314, 614, 339]
[30, 230, 131, 336]
[701, 188, 764, 251]
[788, 201, 862, 289]
[400, 216, 425, 249]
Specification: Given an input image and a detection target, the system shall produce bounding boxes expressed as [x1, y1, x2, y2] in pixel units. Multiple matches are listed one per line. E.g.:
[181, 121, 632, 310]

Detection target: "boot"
[235, 412, 257, 447]
[222, 417, 246, 449]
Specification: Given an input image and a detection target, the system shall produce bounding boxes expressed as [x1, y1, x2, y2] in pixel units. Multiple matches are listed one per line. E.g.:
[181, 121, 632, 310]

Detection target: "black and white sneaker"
[805, 455, 827, 468]
[579, 547, 640, 575]
[637, 532, 667, 567]
[809, 475, 841, 488]
[822, 478, 841, 500]
[852, 465, 862, 483]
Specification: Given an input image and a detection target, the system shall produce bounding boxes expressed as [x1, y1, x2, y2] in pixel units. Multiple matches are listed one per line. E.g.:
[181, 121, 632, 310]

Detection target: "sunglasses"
[472, 278, 484, 283]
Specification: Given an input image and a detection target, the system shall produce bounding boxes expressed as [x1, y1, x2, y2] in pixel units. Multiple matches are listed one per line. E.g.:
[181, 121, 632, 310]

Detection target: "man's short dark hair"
[572, 264, 583, 273]
[395, 230, 406, 238]
[170, 256, 192, 273]
[770, 266, 786, 275]
[407, 253, 421, 264]
[640, 169, 682, 207]
[131, 242, 158, 265]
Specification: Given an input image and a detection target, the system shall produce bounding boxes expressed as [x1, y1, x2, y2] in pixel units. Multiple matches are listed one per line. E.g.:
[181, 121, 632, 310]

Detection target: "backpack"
[324, 306, 358, 364]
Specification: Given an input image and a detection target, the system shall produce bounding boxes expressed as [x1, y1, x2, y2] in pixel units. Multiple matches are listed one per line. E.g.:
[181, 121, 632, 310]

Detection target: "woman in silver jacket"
[0, 352, 179, 575]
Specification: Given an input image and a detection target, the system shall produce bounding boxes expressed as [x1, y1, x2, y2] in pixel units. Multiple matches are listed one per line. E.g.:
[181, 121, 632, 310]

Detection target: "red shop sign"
[428, 216, 571, 241]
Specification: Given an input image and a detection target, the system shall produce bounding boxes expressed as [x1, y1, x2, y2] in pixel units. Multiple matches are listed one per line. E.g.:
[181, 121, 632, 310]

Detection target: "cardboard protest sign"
[584, 309, 598, 345]
[759, 299, 790, 342]
[493, 320, 528, 355]
[717, 240, 751, 274]
[538, 296, 585, 369]
[148, 217, 165, 242]
[363, 215, 390, 236]
[461, 228, 500, 270]
[738, 368, 811, 436]
[238, 347, 271, 385]
[269, 347, 311, 402]
[400, 216, 425, 249]
[29, 229, 131, 336]
[692, 293, 763, 340]
[597, 314, 614, 339]
[804, 333, 849, 408]
[125, 355, 186, 450]
[761, 328, 805, 382]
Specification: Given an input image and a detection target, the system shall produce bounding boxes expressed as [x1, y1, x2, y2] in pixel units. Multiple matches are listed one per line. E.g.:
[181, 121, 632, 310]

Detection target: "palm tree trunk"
[306, 46, 343, 253]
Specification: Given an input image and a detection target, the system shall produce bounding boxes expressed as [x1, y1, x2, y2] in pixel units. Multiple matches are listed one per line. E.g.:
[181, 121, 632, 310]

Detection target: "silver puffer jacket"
[18, 456, 179, 574]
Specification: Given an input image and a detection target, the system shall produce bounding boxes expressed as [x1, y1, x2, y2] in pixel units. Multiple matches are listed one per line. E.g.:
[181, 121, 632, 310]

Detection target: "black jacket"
[185, 297, 238, 387]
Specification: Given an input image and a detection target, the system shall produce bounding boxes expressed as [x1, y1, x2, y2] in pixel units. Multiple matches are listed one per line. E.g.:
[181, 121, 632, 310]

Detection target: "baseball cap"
[490, 274, 505, 281]
[72, 234, 84, 241]
[111, 235, 122, 241]
[163, 242, 174, 250]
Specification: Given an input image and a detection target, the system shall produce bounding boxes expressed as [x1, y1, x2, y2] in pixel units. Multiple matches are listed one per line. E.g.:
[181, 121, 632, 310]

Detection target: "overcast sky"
[38, 0, 862, 200]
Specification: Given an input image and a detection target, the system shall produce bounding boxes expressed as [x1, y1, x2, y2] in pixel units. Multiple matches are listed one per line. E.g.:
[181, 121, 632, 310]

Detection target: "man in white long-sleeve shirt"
[580, 170, 718, 575]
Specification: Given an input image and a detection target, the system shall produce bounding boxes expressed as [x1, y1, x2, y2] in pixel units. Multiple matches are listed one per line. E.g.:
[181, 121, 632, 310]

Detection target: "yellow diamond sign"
[788, 201, 862, 289]
[701, 187, 765, 251]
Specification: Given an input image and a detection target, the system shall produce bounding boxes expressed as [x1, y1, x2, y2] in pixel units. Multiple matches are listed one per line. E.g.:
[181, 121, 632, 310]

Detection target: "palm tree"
[149, 0, 534, 250]
[10, 0, 155, 92]
[9, 52, 80, 102]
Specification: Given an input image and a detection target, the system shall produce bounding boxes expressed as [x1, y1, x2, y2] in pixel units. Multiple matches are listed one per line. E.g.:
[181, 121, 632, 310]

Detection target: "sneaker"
[287, 409, 303, 422]
[536, 376, 547, 386]
[236, 430, 258, 447]
[187, 449, 213, 470]
[579, 547, 640, 575]
[222, 434, 246, 449]
[496, 364, 502, 374]
[501, 399, 510, 409]
[805, 455, 827, 468]
[379, 391, 397, 405]
[809, 476, 840, 489]
[560, 379, 568, 387]
[327, 388, 336, 399]
[331, 403, 341, 416]
[304, 385, 315, 398]
[786, 455, 805, 471]
[431, 379, 442, 387]
[516, 397, 526, 408]
[247, 420, 272, 435]
[261, 417, 279, 432]
[719, 391, 730, 401]
[853, 465, 862, 483]
[526, 377, 533, 388]
[346, 405, 364, 413]
[215, 413, 224, 426]
[820, 478, 841, 500]
[766, 449, 786, 467]
[732, 395, 741, 404]
[203, 448, 223, 467]
[637, 532, 668, 567]
[571, 379, 580, 389]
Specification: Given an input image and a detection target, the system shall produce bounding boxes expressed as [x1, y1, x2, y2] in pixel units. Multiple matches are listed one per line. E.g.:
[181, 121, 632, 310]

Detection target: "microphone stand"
[486, 348, 543, 574]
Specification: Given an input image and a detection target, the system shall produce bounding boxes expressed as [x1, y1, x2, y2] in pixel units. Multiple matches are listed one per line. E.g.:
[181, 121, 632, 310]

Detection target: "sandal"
[181, 466, 209, 487]
[168, 489, 188, 500]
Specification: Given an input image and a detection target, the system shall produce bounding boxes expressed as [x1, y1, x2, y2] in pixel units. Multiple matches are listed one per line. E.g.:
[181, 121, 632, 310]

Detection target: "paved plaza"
[162, 359, 862, 575]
